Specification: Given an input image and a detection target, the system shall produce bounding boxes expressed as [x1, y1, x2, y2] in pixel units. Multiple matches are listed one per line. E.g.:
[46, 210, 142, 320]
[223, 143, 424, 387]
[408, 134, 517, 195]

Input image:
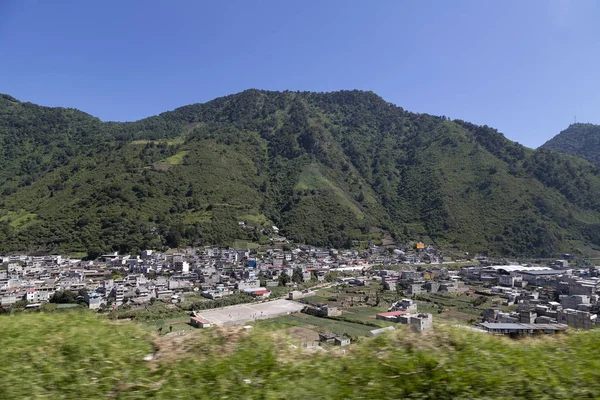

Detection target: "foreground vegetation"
[2, 312, 600, 399]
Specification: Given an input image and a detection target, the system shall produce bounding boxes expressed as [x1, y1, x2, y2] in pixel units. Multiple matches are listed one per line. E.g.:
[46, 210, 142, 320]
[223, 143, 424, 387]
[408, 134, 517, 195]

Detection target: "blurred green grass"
[2, 312, 600, 399]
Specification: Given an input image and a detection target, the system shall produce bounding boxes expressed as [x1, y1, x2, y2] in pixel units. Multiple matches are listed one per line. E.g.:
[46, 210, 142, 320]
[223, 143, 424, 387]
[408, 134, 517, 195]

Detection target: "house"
[376, 310, 407, 321]
[141, 250, 153, 259]
[302, 270, 312, 282]
[557, 309, 597, 329]
[288, 289, 315, 300]
[247, 289, 271, 299]
[388, 298, 418, 313]
[376, 310, 433, 332]
[303, 305, 341, 317]
[237, 279, 261, 291]
[86, 292, 103, 309]
[190, 316, 211, 328]
[479, 322, 567, 336]
[318, 332, 337, 344]
[318, 332, 350, 346]
[334, 336, 351, 346]
[498, 273, 524, 288]
[409, 313, 434, 332]
[407, 283, 425, 295]
[25, 288, 37, 302]
[1, 293, 17, 307]
[155, 289, 174, 299]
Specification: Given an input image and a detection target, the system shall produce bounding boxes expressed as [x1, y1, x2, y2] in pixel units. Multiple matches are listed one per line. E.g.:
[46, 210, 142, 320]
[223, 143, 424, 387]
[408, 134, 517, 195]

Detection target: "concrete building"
[388, 298, 418, 313]
[190, 316, 211, 328]
[557, 309, 597, 329]
[479, 322, 567, 336]
[409, 313, 434, 332]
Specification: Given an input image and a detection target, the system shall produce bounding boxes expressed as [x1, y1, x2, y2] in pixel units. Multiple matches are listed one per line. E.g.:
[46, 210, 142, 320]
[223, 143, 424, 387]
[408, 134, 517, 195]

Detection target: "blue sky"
[0, 0, 598, 148]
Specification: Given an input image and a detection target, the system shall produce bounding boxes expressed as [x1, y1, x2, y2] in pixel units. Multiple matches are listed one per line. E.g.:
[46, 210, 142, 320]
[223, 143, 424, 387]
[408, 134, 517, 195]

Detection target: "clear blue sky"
[1, 0, 598, 148]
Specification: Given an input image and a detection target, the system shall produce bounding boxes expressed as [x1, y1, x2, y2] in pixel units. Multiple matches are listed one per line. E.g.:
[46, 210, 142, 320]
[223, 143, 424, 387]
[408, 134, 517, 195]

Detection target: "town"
[2, 241, 599, 346]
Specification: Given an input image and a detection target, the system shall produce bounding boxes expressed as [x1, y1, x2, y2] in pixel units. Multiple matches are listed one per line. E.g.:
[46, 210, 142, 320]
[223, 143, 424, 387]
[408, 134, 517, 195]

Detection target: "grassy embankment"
[2, 312, 600, 399]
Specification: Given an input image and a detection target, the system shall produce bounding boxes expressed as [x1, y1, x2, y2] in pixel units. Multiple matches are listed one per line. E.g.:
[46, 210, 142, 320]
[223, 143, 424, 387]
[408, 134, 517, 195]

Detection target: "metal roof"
[480, 322, 567, 331]
[486, 265, 552, 272]
[520, 269, 568, 276]
[368, 326, 396, 335]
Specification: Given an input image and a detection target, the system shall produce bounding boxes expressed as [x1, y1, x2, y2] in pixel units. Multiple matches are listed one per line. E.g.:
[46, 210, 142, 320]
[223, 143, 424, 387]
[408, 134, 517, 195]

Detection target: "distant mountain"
[2, 90, 600, 257]
[540, 123, 600, 167]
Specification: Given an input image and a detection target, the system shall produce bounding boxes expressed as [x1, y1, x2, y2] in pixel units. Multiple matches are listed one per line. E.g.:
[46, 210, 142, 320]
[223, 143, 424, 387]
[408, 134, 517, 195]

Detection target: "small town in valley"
[2, 240, 599, 347]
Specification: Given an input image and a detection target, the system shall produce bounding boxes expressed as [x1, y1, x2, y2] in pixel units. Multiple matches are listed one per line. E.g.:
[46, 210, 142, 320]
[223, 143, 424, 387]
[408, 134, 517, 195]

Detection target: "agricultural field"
[0, 210, 37, 229]
[251, 313, 378, 338]
[232, 240, 260, 250]
[414, 292, 500, 323]
[303, 283, 504, 327]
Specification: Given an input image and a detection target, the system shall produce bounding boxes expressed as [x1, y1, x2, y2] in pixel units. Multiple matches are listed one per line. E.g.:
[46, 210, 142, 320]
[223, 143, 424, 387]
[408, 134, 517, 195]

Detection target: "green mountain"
[540, 123, 600, 167]
[2, 90, 600, 257]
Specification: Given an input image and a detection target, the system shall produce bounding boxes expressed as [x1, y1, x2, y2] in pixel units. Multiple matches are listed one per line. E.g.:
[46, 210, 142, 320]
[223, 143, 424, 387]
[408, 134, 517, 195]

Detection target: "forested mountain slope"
[1, 90, 600, 257]
[540, 123, 600, 167]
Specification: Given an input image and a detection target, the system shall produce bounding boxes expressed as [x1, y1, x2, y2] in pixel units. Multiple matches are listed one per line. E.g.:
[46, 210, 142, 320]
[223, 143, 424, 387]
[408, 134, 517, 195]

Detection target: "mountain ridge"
[540, 123, 600, 168]
[1, 89, 600, 257]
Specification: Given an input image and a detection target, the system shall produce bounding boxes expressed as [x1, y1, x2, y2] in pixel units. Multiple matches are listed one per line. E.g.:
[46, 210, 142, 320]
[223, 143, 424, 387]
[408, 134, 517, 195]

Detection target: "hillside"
[2, 312, 600, 399]
[540, 123, 600, 167]
[2, 90, 600, 257]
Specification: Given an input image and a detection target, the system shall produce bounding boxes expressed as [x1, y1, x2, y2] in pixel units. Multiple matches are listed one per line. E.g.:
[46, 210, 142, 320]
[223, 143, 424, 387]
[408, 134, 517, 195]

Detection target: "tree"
[292, 267, 304, 283]
[11, 300, 29, 310]
[50, 290, 77, 304]
[257, 271, 267, 287]
[278, 273, 290, 286]
[471, 296, 487, 307]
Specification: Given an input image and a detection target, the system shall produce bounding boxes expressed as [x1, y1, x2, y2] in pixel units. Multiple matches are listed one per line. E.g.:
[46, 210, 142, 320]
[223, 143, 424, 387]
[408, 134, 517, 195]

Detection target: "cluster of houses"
[366, 259, 600, 335]
[374, 267, 469, 295]
[0, 244, 435, 310]
[466, 263, 600, 333]
[4, 243, 599, 340]
[375, 299, 434, 332]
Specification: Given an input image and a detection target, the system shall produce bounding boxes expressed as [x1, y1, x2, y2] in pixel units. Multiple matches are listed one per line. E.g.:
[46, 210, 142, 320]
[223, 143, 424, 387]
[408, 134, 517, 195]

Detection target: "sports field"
[197, 299, 305, 326]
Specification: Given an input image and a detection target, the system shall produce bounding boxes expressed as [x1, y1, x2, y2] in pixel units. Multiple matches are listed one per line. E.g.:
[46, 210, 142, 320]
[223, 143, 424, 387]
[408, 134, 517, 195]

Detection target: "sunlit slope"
[2, 91, 600, 256]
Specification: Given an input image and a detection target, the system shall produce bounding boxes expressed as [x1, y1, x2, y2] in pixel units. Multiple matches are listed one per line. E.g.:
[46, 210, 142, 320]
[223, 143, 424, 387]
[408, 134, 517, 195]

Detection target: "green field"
[232, 240, 260, 250]
[238, 213, 272, 226]
[0, 210, 37, 229]
[250, 314, 307, 331]
[181, 210, 212, 224]
[253, 313, 377, 337]
[414, 292, 497, 323]
[162, 150, 189, 165]
[130, 137, 185, 146]
[341, 306, 389, 322]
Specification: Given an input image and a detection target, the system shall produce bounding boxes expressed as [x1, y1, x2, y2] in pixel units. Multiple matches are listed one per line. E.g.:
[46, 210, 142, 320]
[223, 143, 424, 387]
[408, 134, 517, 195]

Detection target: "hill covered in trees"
[2, 90, 600, 257]
[540, 123, 600, 168]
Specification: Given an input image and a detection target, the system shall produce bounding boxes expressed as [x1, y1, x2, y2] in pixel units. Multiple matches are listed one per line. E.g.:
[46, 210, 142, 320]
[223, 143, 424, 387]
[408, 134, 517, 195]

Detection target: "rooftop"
[479, 322, 568, 331]
[377, 311, 408, 317]
[520, 269, 568, 276]
[487, 265, 552, 273]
